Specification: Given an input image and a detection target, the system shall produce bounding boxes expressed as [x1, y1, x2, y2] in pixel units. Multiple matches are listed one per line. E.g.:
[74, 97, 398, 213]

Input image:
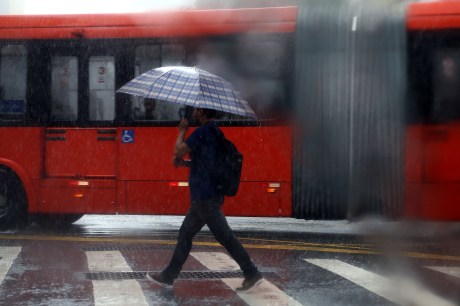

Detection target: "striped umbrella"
[117, 66, 256, 119]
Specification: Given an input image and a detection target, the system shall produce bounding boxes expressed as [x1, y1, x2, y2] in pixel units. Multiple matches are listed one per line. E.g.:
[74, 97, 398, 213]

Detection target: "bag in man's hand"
[212, 127, 243, 197]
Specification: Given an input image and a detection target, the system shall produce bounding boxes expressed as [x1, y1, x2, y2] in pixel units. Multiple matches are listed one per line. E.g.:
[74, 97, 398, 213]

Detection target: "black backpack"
[211, 126, 243, 197]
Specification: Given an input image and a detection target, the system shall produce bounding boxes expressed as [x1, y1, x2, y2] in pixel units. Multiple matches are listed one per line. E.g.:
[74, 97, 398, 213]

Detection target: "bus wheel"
[32, 214, 84, 228]
[0, 167, 28, 230]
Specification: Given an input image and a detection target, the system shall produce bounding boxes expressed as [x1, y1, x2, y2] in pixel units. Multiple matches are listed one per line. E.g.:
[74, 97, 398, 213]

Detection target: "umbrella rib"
[197, 73, 210, 109]
[139, 69, 164, 97]
[182, 75, 199, 108]
[146, 68, 172, 98]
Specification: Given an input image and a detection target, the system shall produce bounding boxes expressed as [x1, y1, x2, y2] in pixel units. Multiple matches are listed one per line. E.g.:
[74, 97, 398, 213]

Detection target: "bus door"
[43, 52, 118, 213]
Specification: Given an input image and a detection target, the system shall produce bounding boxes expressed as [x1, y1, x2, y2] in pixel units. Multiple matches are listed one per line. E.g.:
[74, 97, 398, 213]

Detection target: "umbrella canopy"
[117, 66, 257, 119]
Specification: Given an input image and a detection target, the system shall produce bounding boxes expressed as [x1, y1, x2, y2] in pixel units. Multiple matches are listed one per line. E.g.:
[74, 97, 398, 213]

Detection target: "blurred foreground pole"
[293, 0, 409, 220]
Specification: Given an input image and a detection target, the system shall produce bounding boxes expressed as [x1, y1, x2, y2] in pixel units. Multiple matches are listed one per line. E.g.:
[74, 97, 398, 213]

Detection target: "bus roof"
[0, 7, 297, 40]
[408, 0, 460, 30]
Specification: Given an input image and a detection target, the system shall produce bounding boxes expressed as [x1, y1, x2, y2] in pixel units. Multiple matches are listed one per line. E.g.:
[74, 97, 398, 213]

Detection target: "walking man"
[146, 107, 263, 291]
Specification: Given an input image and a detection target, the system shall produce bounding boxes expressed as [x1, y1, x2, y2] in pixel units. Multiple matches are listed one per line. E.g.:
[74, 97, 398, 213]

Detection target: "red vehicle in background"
[0, 7, 296, 228]
[406, 0, 460, 220]
[3, 1, 460, 229]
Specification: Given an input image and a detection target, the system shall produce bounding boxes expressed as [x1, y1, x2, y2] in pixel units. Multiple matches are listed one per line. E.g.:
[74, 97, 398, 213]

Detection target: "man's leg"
[161, 207, 205, 282]
[197, 197, 259, 278]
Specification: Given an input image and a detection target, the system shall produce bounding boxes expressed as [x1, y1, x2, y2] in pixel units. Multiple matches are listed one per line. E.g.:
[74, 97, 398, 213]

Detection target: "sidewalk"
[75, 215, 460, 240]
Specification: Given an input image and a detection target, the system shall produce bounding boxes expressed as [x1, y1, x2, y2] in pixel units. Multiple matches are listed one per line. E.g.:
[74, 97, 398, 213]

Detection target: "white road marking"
[86, 250, 133, 272]
[191, 252, 304, 306]
[85, 251, 148, 306]
[304, 259, 456, 306]
[0, 247, 21, 284]
[190, 251, 240, 270]
[425, 266, 460, 279]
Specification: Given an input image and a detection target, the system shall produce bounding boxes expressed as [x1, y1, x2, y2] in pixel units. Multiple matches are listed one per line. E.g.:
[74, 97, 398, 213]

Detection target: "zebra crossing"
[86, 251, 149, 306]
[304, 259, 457, 306]
[0, 246, 459, 305]
[0, 246, 21, 285]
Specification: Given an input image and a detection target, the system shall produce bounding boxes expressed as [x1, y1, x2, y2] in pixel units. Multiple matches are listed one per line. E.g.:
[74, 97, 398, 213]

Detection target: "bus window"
[0, 45, 27, 121]
[431, 49, 460, 123]
[237, 36, 285, 78]
[193, 37, 290, 121]
[89, 56, 115, 121]
[235, 36, 288, 120]
[131, 44, 184, 122]
[135, 45, 161, 75]
[162, 44, 186, 66]
[51, 56, 78, 121]
[132, 98, 183, 121]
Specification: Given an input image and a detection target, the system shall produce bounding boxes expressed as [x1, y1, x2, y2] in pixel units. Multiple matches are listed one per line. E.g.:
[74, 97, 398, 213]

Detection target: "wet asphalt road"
[0, 215, 459, 306]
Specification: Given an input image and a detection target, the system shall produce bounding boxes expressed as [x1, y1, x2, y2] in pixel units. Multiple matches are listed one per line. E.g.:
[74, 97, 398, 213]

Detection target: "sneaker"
[236, 272, 263, 291]
[146, 272, 173, 289]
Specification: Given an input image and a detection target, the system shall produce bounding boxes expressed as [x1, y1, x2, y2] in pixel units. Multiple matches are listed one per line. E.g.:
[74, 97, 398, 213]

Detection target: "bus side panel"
[406, 182, 460, 221]
[423, 125, 460, 182]
[223, 126, 292, 216]
[38, 180, 117, 214]
[422, 183, 460, 221]
[124, 181, 190, 215]
[405, 125, 460, 220]
[0, 127, 43, 179]
[118, 126, 292, 216]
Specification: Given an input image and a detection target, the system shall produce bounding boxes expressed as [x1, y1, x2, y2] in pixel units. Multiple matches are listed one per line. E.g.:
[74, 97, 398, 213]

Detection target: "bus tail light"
[267, 183, 280, 193]
[69, 180, 89, 186]
[169, 182, 189, 187]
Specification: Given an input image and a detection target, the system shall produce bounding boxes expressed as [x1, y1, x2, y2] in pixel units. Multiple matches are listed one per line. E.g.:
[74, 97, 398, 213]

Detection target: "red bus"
[3, 1, 460, 229]
[0, 7, 297, 228]
[405, 0, 460, 220]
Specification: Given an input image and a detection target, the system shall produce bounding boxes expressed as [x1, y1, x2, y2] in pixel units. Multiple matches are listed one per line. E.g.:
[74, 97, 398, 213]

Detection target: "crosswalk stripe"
[0, 247, 21, 285]
[191, 252, 304, 306]
[190, 251, 240, 270]
[86, 250, 133, 272]
[425, 266, 460, 279]
[304, 259, 456, 306]
[85, 251, 148, 306]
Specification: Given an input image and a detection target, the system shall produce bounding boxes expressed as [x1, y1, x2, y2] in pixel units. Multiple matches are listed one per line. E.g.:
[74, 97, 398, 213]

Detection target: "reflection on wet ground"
[0, 215, 459, 305]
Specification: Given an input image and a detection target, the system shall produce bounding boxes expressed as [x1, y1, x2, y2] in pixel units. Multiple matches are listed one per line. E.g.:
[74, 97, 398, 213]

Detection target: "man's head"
[192, 107, 216, 124]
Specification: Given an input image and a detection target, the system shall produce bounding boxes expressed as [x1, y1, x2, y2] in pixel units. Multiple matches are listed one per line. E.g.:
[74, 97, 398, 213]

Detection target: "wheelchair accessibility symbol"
[121, 130, 134, 143]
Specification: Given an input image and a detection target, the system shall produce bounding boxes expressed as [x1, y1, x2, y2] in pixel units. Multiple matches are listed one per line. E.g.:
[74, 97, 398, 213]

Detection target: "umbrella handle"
[178, 107, 186, 119]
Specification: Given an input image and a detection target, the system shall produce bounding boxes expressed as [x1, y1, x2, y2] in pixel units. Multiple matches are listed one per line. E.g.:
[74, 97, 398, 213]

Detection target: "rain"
[0, 0, 459, 305]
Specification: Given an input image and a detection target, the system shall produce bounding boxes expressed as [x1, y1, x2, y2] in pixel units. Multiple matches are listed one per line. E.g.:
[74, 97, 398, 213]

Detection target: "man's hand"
[179, 118, 189, 132]
[174, 119, 191, 159]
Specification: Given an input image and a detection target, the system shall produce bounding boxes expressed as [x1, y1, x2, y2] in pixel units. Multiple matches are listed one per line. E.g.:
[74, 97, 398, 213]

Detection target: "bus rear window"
[0, 45, 27, 121]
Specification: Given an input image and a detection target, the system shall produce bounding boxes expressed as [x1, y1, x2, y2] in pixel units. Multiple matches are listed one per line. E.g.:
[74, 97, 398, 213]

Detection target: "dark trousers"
[161, 196, 258, 282]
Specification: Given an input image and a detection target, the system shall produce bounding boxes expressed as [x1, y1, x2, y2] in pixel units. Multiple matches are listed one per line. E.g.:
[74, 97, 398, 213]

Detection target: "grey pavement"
[74, 215, 460, 240]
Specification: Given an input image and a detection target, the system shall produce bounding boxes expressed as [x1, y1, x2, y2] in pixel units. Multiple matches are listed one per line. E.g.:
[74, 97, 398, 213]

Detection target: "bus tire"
[0, 167, 28, 230]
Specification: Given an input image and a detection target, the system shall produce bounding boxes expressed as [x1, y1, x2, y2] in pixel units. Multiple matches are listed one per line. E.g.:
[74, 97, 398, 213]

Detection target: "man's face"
[192, 108, 202, 121]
